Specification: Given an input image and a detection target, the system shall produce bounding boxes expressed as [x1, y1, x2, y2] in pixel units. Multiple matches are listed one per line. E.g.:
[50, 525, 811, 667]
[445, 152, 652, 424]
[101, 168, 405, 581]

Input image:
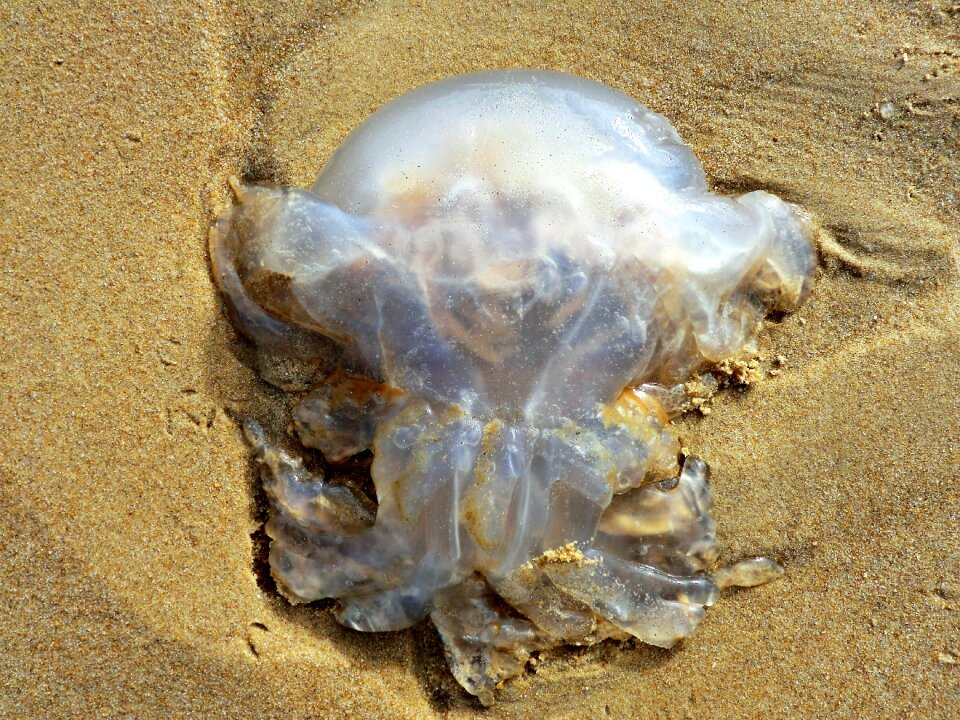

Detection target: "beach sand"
[1, 1, 958, 717]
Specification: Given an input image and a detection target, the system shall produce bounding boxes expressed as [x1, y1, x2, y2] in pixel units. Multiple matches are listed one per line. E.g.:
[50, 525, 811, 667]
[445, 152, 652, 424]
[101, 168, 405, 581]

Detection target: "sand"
[1, 1, 958, 717]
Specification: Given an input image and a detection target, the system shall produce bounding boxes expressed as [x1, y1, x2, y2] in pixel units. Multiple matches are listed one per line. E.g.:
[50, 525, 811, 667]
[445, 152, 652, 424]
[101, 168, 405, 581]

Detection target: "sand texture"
[1, 1, 958, 718]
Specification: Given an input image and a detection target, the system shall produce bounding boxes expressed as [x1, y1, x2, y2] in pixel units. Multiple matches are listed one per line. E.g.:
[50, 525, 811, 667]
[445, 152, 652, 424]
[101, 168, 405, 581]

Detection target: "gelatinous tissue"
[210, 70, 815, 704]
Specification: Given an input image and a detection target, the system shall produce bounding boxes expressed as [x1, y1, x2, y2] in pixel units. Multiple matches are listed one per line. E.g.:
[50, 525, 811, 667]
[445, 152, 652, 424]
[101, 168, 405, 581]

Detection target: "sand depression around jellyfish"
[210, 70, 815, 704]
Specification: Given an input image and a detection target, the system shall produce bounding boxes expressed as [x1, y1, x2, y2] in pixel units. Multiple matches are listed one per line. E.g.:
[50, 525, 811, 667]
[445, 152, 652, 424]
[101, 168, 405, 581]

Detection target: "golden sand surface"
[2, 1, 958, 717]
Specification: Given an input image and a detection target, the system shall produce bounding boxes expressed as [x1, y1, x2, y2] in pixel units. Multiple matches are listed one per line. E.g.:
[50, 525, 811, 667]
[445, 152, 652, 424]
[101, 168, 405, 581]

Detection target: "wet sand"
[1, 1, 958, 717]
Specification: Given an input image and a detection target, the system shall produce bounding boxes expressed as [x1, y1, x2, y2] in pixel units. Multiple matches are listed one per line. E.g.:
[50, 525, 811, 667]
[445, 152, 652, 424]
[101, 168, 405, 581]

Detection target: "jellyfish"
[210, 70, 814, 704]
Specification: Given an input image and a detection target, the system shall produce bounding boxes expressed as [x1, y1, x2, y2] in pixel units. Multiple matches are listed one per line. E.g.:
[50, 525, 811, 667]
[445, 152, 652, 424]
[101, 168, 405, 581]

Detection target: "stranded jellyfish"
[210, 70, 815, 704]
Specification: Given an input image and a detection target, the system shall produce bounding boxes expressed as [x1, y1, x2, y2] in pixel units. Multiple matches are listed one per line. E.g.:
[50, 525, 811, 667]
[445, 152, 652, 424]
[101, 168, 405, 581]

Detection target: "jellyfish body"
[211, 70, 813, 704]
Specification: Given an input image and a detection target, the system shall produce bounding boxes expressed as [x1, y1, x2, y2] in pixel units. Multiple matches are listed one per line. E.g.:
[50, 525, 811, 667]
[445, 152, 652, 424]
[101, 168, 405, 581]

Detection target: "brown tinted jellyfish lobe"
[211, 70, 814, 705]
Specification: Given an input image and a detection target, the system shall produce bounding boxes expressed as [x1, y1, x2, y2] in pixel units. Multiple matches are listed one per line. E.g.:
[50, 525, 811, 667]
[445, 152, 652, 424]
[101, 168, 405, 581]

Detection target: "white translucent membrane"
[211, 70, 815, 704]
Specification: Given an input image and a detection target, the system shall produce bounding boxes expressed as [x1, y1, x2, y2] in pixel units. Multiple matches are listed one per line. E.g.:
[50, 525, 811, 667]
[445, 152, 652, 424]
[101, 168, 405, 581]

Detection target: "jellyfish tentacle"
[594, 456, 718, 573]
[431, 575, 553, 707]
[245, 421, 419, 609]
[244, 420, 374, 536]
[292, 375, 400, 461]
[542, 546, 718, 649]
[541, 458, 720, 648]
